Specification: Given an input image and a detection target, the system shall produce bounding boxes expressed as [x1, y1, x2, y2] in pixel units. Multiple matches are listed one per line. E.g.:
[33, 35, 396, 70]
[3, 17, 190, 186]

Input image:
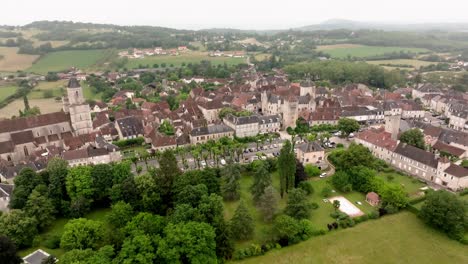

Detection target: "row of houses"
[355, 128, 468, 191]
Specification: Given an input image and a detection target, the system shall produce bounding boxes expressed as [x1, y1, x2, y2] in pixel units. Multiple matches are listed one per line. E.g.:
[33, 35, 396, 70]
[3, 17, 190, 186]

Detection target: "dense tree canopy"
[60, 218, 104, 250]
[399, 129, 425, 150]
[420, 190, 467, 240]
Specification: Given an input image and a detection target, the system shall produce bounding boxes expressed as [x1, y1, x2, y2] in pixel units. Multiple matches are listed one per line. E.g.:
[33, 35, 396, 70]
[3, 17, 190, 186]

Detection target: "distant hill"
[296, 19, 468, 32]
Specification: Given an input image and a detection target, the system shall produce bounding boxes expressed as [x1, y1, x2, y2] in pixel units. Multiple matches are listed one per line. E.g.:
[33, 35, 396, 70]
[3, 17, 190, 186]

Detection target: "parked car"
[319, 172, 327, 178]
[201, 160, 207, 167]
[220, 159, 226, 165]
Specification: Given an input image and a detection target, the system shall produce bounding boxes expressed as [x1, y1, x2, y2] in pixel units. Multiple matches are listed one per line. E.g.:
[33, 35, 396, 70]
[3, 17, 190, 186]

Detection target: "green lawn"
[28, 80, 67, 99]
[366, 59, 436, 69]
[376, 171, 426, 197]
[125, 51, 246, 69]
[28, 50, 109, 74]
[81, 81, 103, 101]
[317, 44, 428, 59]
[224, 172, 377, 247]
[0, 85, 17, 101]
[18, 208, 111, 259]
[236, 212, 468, 264]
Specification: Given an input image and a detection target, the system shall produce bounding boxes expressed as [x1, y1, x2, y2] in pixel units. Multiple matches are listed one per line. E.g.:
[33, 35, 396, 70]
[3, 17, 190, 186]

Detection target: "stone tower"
[299, 79, 316, 98]
[64, 78, 93, 135]
[384, 112, 401, 140]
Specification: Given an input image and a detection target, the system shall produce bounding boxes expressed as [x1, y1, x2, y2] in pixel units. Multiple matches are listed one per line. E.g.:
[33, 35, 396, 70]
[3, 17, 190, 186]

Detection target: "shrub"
[386, 174, 395, 181]
[44, 234, 61, 249]
[298, 181, 314, 195]
[304, 165, 320, 177]
[336, 143, 344, 148]
[368, 211, 380, 219]
[321, 186, 332, 197]
[310, 202, 319, 210]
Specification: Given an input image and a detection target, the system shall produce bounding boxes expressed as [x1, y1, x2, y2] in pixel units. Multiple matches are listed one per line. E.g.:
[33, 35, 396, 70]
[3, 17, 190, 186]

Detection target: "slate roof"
[68, 78, 80, 88]
[0, 141, 14, 154]
[444, 164, 468, 178]
[394, 143, 438, 168]
[432, 141, 466, 157]
[191, 124, 234, 137]
[116, 116, 144, 138]
[224, 114, 259, 125]
[0, 112, 70, 134]
[0, 183, 13, 198]
[10, 130, 35, 145]
[296, 141, 324, 153]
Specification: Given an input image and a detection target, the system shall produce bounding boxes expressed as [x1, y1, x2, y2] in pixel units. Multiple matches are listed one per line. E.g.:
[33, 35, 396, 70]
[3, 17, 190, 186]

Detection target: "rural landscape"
[0, 1, 467, 264]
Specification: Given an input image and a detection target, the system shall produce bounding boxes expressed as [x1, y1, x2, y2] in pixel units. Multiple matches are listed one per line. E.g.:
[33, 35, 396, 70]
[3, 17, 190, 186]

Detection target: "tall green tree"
[60, 218, 104, 250]
[156, 150, 181, 211]
[115, 235, 156, 264]
[10, 168, 41, 209]
[285, 188, 313, 219]
[158, 222, 217, 264]
[0, 210, 37, 248]
[0, 236, 22, 264]
[251, 161, 272, 203]
[24, 187, 56, 230]
[399, 128, 425, 149]
[258, 185, 279, 222]
[277, 140, 296, 198]
[90, 164, 113, 202]
[220, 164, 241, 201]
[47, 158, 69, 212]
[420, 190, 466, 240]
[229, 201, 254, 241]
[107, 201, 134, 228]
[66, 166, 94, 201]
[338, 118, 360, 136]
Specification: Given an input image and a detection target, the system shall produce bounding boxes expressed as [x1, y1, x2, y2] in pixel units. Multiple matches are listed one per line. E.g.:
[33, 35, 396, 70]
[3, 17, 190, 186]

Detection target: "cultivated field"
[27, 49, 109, 74]
[125, 51, 246, 69]
[317, 44, 429, 59]
[0, 47, 39, 72]
[236, 212, 468, 264]
[0, 85, 17, 101]
[0, 98, 63, 119]
[366, 59, 436, 70]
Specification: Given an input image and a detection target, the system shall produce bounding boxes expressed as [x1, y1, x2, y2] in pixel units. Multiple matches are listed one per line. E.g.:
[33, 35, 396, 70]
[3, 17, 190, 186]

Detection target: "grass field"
[125, 51, 246, 69]
[366, 59, 436, 70]
[28, 49, 109, 74]
[19, 208, 111, 259]
[224, 172, 377, 247]
[317, 44, 429, 59]
[28, 80, 67, 99]
[0, 98, 63, 118]
[81, 81, 103, 101]
[0, 47, 39, 72]
[376, 171, 426, 197]
[0, 85, 17, 101]
[236, 211, 468, 264]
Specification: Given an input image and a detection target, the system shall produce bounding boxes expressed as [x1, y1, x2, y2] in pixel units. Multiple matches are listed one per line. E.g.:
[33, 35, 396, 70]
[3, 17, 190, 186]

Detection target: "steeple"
[64, 78, 93, 135]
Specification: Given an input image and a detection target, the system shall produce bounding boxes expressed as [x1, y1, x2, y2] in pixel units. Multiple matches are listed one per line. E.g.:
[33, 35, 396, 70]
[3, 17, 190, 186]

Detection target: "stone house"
[295, 141, 325, 166]
[190, 125, 234, 144]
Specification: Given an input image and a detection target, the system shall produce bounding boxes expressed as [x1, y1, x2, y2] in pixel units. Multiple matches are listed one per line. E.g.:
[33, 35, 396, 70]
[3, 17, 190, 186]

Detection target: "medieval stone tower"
[299, 79, 316, 97]
[384, 112, 401, 140]
[63, 78, 93, 135]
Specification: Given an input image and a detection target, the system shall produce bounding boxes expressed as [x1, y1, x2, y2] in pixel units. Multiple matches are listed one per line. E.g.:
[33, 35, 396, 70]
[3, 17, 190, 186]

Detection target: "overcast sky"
[2, 0, 468, 30]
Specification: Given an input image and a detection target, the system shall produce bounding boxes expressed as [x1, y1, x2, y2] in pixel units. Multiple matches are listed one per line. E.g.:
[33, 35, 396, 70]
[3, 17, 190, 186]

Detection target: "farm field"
[366, 59, 436, 70]
[125, 51, 246, 69]
[0, 85, 17, 101]
[19, 208, 111, 259]
[0, 47, 39, 72]
[0, 98, 62, 119]
[236, 211, 468, 264]
[27, 49, 109, 74]
[28, 80, 67, 99]
[316, 44, 429, 59]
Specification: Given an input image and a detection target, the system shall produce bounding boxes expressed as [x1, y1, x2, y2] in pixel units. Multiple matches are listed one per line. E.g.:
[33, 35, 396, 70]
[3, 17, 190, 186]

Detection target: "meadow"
[125, 51, 246, 69]
[223, 171, 377, 247]
[0, 85, 17, 101]
[366, 59, 436, 70]
[28, 80, 67, 99]
[0, 98, 63, 119]
[236, 211, 468, 264]
[317, 44, 429, 59]
[0, 47, 39, 72]
[27, 49, 109, 74]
